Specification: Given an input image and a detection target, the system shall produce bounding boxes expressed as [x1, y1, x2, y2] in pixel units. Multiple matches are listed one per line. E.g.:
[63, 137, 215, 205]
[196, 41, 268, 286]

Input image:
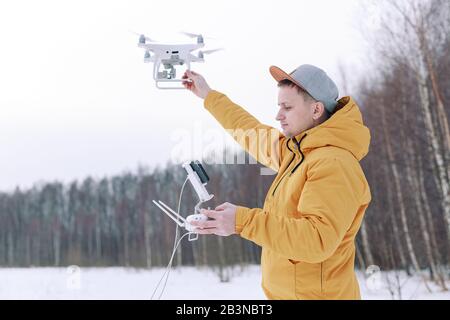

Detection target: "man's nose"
[276, 110, 284, 121]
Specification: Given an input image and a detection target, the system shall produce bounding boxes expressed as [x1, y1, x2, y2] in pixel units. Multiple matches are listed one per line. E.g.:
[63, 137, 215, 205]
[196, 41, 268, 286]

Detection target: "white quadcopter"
[137, 32, 222, 89]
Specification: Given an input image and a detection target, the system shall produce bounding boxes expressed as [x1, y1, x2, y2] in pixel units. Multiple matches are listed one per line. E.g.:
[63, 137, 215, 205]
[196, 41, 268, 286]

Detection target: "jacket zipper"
[271, 153, 296, 196]
[271, 134, 307, 196]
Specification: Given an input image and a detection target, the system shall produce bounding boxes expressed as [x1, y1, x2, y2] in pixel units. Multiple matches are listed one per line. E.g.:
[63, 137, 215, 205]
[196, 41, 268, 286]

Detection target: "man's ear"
[312, 102, 326, 119]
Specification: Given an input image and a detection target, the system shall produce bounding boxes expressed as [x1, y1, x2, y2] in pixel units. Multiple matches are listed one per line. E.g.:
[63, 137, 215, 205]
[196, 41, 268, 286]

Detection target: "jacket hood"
[293, 96, 370, 161]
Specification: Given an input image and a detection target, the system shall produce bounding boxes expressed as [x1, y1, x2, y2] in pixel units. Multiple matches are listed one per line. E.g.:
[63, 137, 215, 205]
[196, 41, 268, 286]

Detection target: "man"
[182, 64, 371, 300]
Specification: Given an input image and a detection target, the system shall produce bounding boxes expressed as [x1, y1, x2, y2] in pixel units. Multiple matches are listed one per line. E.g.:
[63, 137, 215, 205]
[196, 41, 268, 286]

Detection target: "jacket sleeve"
[204, 90, 286, 172]
[235, 157, 368, 263]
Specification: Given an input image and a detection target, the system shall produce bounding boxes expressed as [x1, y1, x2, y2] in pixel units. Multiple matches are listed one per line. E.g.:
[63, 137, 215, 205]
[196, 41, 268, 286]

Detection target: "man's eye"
[285, 107, 292, 110]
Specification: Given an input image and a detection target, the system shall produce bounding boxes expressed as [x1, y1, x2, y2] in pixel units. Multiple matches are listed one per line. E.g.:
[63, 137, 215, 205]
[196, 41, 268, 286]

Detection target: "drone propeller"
[180, 31, 197, 37]
[180, 31, 216, 44]
[180, 31, 215, 39]
[201, 48, 224, 54]
[129, 30, 156, 43]
[197, 48, 224, 59]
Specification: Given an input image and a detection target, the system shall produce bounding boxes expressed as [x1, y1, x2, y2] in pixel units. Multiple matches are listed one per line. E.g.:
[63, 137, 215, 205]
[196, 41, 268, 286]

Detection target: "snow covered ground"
[0, 265, 448, 300]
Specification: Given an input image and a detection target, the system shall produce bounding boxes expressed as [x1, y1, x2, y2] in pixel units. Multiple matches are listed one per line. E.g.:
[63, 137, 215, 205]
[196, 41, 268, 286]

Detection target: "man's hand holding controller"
[188, 202, 237, 236]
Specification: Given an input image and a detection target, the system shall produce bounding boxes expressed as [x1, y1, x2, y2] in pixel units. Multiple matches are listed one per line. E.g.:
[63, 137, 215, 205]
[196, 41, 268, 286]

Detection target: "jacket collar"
[287, 132, 308, 155]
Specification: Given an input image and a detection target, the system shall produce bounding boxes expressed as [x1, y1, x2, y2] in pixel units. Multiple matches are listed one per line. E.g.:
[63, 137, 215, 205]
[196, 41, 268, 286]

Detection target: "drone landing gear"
[153, 61, 190, 90]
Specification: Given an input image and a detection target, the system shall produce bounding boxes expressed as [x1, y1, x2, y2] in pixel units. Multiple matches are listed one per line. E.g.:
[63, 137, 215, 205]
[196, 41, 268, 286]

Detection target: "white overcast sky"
[0, 0, 379, 191]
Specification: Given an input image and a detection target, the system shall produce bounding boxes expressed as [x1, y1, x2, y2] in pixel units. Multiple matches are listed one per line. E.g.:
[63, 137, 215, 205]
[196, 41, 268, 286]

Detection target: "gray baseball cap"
[270, 64, 339, 113]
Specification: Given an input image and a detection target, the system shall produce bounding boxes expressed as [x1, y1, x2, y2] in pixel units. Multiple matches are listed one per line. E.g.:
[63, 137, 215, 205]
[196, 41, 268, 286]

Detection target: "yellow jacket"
[204, 91, 371, 300]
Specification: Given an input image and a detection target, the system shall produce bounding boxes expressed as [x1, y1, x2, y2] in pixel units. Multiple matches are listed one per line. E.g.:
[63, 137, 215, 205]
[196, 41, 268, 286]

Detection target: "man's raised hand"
[182, 70, 212, 99]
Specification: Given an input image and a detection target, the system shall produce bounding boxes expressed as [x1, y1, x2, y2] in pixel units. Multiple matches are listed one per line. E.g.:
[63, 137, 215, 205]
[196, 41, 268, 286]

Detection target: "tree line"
[0, 156, 269, 275]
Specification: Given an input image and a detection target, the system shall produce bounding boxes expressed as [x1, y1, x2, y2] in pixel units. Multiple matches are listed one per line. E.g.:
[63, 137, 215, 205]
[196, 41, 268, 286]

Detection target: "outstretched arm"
[182, 70, 286, 171]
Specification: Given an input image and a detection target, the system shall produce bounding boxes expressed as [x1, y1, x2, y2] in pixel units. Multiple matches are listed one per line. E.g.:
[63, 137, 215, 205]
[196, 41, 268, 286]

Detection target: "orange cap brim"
[269, 65, 308, 92]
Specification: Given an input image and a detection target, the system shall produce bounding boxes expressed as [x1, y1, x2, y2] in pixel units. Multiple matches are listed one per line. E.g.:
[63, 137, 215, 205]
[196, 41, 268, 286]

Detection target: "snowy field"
[0, 265, 449, 300]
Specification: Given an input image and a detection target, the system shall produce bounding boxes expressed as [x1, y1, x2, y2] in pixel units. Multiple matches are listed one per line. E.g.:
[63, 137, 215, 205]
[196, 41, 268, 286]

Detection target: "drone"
[152, 160, 214, 241]
[137, 32, 222, 89]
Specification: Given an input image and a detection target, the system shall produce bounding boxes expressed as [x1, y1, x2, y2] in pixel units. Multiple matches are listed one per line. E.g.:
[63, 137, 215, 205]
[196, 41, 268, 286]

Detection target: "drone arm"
[188, 53, 201, 62]
[140, 44, 156, 52]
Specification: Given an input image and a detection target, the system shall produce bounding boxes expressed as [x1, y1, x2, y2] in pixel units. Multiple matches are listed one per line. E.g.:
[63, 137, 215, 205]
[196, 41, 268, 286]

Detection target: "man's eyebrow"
[278, 102, 291, 106]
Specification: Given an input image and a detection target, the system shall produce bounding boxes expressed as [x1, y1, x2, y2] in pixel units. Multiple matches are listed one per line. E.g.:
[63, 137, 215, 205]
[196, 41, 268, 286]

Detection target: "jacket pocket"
[294, 261, 323, 299]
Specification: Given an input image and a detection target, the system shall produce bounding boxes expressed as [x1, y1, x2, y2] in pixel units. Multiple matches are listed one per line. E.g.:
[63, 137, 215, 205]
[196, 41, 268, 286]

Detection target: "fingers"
[184, 69, 201, 82]
[214, 202, 230, 211]
[190, 220, 217, 229]
[186, 70, 199, 77]
[200, 208, 220, 219]
[181, 73, 193, 90]
[182, 71, 193, 80]
[189, 218, 217, 235]
[183, 70, 193, 80]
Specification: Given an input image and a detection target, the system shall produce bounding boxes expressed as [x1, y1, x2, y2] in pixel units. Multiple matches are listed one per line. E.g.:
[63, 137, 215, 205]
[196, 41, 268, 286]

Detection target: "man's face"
[276, 86, 315, 138]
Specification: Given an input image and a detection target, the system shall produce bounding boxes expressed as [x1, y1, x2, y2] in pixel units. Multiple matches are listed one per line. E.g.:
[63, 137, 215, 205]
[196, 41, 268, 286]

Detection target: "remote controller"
[185, 213, 208, 231]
